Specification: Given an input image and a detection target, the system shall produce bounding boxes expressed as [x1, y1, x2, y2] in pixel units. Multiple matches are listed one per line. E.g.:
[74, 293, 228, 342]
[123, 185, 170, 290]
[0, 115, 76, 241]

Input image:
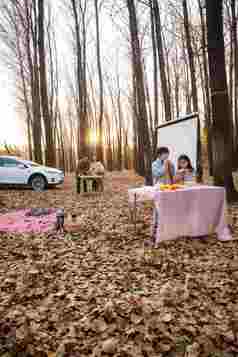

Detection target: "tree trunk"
[173, 57, 180, 118]
[71, 0, 88, 160]
[150, 0, 158, 157]
[231, 0, 238, 165]
[124, 129, 130, 170]
[152, 0, 171, 122]
[27, 0, 43, 164]
[227, 2, 234, 160]
[117, 84, 123, 171]
[181, 31, 192, 113]
[94, 0, 104, 163]
[127, 0, 152, 183]
[206, 0, 237, 201]
[38, 0, 55, 166]
[198, 0, 213, 176]
[183, 0, 198, 113]
[105, 113, 113, 171]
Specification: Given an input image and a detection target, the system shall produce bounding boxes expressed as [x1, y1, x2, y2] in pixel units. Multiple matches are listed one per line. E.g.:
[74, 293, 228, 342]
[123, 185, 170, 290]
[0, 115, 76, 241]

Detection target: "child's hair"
[177, 154, 193, 171]
[157, 147, 169, 157]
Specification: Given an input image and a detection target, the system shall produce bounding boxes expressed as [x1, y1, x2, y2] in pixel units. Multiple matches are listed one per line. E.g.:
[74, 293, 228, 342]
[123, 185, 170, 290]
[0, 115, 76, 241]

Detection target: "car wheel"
[31, 175, 46, 192]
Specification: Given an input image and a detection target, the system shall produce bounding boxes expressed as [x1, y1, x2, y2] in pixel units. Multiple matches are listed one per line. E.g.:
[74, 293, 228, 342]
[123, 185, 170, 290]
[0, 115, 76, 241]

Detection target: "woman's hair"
[157, 147, 169, 157]
[177, 154, 193, 171]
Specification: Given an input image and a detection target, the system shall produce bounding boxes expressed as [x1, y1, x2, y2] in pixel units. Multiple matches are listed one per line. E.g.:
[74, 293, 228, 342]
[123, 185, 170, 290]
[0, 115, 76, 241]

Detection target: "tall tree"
[127, 0, 152, 183]
[152, 0, 172, 121]
[231, 0, 238, 161]
[149, 0, 159, 156]
[198, 0, 213, 175]
[206, 0, 237, 200]
[94, 0, 104, 162]
[182, 0, 198, 113]
[31, 0, 43, 163]
[70, 0, 88, 160]
[38, 0, 55, 166]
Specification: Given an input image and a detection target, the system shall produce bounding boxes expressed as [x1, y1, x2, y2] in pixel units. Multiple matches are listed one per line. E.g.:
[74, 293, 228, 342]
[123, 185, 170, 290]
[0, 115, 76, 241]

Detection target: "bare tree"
[152, 0, 172, 122]
[127, 0, 152, 183]
[94, 0, 104, 162]
[70, 0, 89, 160]
[149, 0, 158, 155]
[38, 0, 56, 166]
[182, 0, 198, 113]
[206, 0, 237, 200]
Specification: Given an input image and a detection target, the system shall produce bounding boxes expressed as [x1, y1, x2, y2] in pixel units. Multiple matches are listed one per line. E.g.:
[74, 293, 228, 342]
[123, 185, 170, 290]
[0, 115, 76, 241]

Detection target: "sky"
[0, 0, 199, 147]
[0, 0, 130, 147]
[0, 70, 25, 146]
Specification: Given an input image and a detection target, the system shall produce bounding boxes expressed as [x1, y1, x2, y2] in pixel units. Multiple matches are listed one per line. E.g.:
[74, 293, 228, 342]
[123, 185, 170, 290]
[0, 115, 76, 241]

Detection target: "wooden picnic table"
[76, 175, 104, 193]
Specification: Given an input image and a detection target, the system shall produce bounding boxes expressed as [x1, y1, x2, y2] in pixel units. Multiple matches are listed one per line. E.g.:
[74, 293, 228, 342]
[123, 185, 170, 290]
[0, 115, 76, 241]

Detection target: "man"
[76, 156, 90, 176]
[152, 147, 175, 184]
[89, 155, 105, 176]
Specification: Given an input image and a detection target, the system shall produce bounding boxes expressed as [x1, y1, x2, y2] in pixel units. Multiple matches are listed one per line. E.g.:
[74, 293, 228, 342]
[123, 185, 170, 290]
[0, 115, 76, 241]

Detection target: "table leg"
[76, 177, 81, 193]
[92, 179, 97, 192]
[83, 178, 87, 193]
[152, 205, 160, 246]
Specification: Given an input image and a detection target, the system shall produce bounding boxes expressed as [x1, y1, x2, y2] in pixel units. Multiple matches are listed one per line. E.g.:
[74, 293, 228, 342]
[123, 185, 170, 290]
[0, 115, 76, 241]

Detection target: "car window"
[28, 162, 40, 167]
[2, 158, 19, 167]
[0, 158, 4, 167]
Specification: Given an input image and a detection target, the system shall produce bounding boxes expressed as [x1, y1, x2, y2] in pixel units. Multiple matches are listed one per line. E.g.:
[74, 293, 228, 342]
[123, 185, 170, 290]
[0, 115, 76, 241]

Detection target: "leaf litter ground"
[1, 172, 238, 357]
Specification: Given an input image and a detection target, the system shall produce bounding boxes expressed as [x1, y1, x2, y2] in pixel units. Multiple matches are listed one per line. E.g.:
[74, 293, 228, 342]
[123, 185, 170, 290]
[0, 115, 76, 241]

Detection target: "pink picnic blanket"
[154, 186, 232, 243]
[0, 209, 57, 234]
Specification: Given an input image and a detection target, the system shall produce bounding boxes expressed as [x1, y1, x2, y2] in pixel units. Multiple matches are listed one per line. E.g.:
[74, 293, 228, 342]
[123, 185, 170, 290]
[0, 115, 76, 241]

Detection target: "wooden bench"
[76, 175, 104, 193]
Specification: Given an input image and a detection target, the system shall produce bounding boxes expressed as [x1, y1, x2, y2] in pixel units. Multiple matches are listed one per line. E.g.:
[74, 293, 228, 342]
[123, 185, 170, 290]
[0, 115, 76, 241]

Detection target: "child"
[174, 154, 195, 184]
[152, 147, 175, 185]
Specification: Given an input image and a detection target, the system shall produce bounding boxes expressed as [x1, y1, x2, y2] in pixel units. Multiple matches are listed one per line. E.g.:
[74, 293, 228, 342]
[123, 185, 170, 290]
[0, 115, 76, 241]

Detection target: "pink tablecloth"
[154, 186, 232, 243]
[128, 186, 157, 203]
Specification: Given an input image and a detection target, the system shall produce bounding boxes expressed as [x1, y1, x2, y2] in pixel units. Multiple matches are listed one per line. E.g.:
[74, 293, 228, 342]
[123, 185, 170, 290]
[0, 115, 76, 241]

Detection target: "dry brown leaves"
[0, 172, 238, 356]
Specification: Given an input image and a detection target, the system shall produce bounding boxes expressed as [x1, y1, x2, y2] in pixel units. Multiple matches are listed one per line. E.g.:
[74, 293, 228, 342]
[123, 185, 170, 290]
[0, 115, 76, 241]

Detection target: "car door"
[2, 158, 30, 184]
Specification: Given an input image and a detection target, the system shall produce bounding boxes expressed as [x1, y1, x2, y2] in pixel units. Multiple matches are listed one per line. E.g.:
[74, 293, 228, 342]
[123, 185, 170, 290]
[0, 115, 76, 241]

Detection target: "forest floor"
[1, 172, 238, 357]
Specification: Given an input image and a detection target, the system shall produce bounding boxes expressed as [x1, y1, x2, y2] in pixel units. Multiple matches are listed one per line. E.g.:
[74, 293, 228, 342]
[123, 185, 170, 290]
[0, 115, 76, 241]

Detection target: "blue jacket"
[152, 159, 175, 183]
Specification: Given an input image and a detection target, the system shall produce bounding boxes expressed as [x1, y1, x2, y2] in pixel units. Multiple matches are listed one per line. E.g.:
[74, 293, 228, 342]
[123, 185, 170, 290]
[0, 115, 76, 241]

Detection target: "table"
[76, 175, 104, 193]
[128, 185, 232, 243]
[128, 186, 157, 232]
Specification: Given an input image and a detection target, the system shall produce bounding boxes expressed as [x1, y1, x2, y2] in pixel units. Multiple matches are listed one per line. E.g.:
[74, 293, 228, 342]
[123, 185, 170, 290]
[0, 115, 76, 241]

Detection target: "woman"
[174, 154, 195, 184]
[89, 155, 105, 191]
[152, 147, 175, 185]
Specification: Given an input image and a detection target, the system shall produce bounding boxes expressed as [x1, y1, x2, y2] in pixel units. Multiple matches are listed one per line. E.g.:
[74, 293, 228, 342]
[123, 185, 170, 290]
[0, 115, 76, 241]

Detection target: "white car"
[0, 156, 64, 191]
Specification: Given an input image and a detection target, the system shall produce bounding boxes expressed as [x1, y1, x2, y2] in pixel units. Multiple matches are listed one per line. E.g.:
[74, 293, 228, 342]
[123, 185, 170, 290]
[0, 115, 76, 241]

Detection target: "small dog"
[55, 208, 65, 232]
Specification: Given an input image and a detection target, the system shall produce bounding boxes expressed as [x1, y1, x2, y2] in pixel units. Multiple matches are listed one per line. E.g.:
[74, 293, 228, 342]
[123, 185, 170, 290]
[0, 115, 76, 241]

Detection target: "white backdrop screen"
[158, 117, 198, 171]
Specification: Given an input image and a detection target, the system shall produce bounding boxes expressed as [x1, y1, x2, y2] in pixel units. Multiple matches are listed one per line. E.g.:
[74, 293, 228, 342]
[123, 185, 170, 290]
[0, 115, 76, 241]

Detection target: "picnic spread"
[128, 184, 232, 244]
[0, 209, 57, 233]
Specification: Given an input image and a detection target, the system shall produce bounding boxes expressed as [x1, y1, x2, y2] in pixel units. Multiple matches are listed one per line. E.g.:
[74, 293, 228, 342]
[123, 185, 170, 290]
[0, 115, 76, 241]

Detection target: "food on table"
[159, 184, 184, 191]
